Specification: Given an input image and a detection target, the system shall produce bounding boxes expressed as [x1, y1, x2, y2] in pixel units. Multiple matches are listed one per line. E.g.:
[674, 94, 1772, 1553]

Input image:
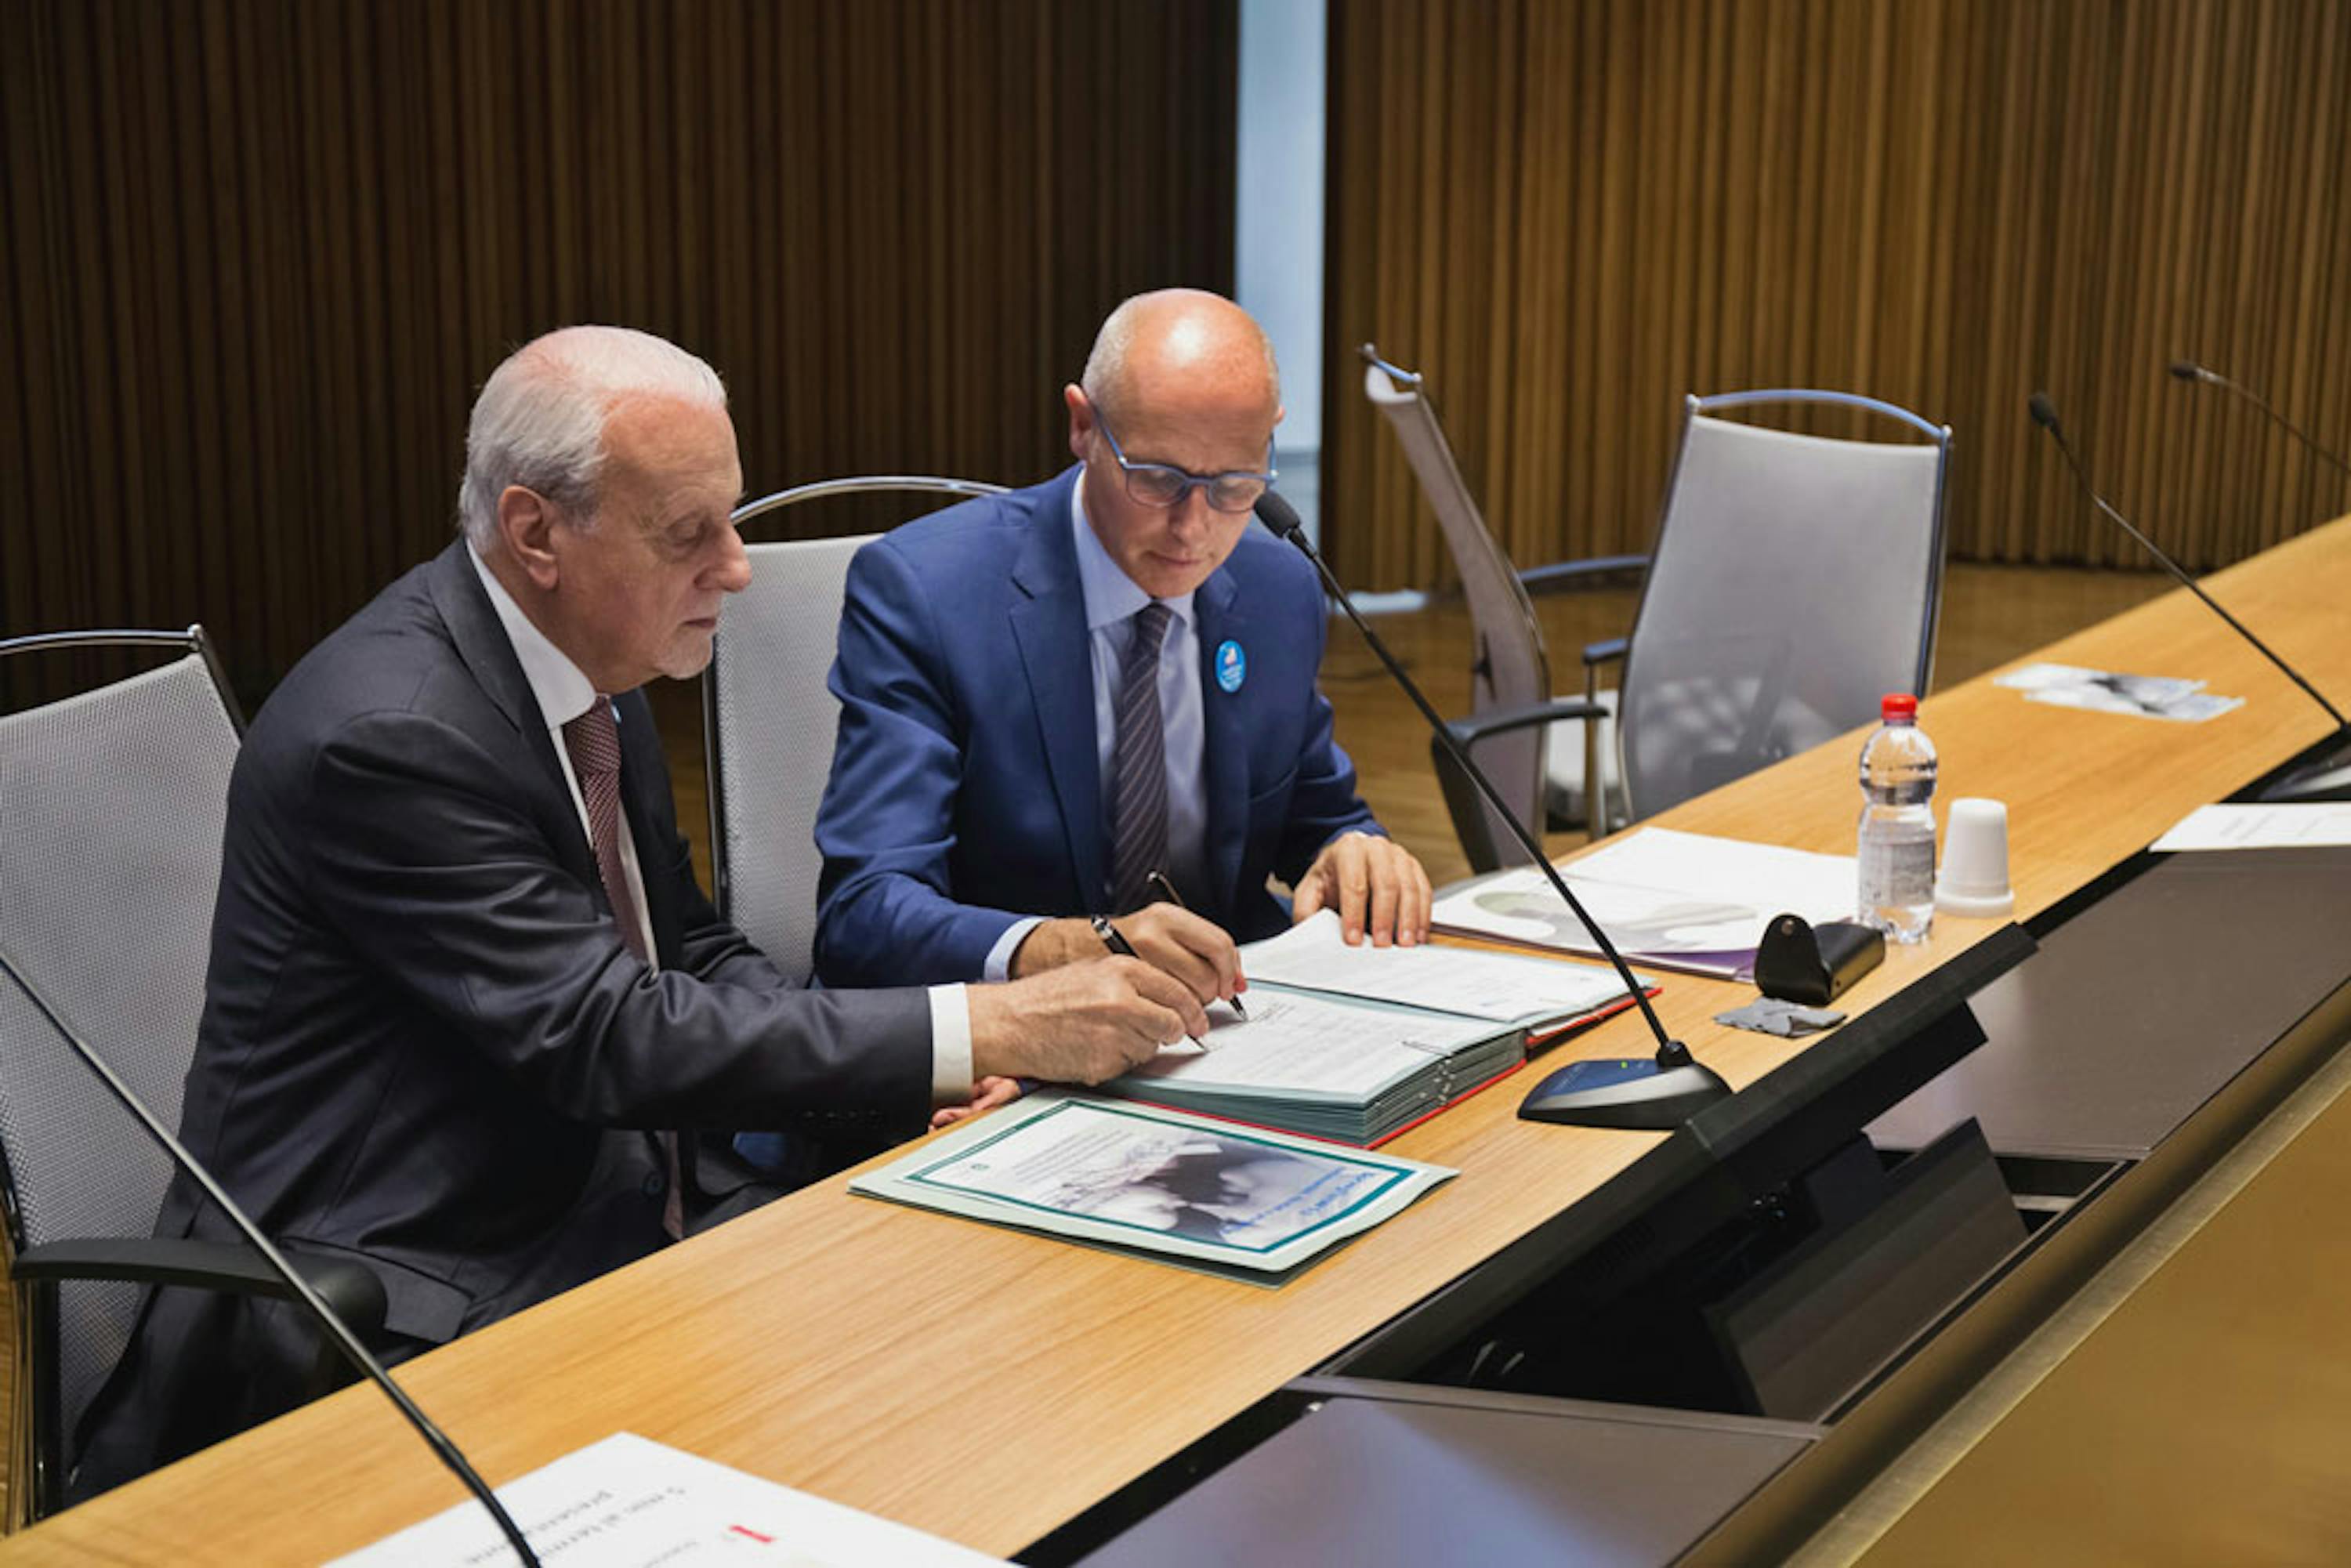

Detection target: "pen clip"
[1090, 913, 1132, 957]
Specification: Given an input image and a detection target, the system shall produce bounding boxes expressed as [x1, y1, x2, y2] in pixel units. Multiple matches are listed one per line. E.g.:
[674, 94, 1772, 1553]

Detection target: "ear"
[498, 485, 563, 592]
[1064, 382, 1095, 464]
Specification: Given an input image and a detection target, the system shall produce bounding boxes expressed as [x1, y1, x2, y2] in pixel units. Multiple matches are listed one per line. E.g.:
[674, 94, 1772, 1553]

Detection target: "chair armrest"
[1518, 554, 1648, 596]
[1581, 636, 1628, 670]
[1446, 697, 1610, 749]
[13, 1237, 389, 1341]
[1430, 698, 1607, 875]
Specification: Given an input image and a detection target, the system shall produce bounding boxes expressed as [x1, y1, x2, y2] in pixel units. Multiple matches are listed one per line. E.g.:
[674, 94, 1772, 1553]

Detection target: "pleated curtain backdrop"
[1324, 0, 2351, 591]
[0, 0, 1237, 708]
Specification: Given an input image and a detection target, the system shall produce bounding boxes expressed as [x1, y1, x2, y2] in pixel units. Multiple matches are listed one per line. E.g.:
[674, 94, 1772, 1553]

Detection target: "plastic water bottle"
[1858, 693, 1937, 943]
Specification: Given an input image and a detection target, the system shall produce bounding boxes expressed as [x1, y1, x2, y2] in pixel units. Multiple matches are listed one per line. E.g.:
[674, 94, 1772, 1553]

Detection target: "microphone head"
[1254, 490, 1306, 541]
[2169, 358, 2208, 383]
[2027, 391, 2062, 433]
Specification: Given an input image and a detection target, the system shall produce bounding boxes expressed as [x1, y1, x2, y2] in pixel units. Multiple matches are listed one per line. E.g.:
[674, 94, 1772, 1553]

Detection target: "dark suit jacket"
[813, 468, 1379, 988]
[72, 542, 933, 1497]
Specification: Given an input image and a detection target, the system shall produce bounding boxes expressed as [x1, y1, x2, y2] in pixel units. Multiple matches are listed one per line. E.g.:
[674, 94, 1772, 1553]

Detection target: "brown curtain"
[0, 0, 1237, 707]
[1326, 0, 2351, 590]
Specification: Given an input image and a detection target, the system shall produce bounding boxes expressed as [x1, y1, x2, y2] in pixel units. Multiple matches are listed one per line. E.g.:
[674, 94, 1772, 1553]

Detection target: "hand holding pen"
[1090, 914, 1211, 1050]
[1145, 871, 1247, 1021]
[1090, 895, 1247, 1047]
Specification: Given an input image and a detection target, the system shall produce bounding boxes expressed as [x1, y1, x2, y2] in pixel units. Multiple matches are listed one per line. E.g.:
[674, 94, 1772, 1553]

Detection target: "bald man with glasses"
[810, 290, 1431, 1024]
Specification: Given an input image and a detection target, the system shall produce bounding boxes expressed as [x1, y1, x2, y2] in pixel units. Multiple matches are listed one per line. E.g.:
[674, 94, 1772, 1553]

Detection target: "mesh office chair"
[1431, 392, 1951, 866]
[0, 629, 382, 1518]
[1362, 346, 1646, 861]
[705, 477, 1005, 980]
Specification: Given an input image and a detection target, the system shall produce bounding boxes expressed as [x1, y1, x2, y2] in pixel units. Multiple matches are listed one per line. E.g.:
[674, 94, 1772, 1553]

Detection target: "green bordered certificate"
[849, 1093, 1455, 1276]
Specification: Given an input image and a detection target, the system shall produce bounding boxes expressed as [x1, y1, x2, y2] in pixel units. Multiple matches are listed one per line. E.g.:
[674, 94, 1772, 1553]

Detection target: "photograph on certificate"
[853, 1095, 1454, 1273]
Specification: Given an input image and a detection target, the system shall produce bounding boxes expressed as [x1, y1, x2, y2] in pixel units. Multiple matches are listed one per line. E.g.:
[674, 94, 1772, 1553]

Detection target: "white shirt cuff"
[984, 916, 1047, 983]
[928, 983, 974, 1108]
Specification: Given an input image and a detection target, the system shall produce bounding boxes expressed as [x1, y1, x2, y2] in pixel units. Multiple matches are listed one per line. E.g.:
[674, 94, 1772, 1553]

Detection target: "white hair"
[456, 325, 726, 549]
[1080, 289, 1280, 420]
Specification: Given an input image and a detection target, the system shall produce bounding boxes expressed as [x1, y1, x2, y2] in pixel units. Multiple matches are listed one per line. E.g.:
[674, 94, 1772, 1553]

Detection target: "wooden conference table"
[9, 516, 2351, 1564]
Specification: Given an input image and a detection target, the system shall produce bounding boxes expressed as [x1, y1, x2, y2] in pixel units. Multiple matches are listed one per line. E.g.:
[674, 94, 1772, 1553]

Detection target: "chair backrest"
[705, 478, 1005, 981]
[1362, 348, 1551, 853]
[0, 631, 241, 1478]
[1615, 392, 1951, 823]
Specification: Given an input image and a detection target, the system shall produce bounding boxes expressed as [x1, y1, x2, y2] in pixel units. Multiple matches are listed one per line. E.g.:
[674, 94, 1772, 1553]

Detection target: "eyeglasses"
[1095, 418, 1277, 514]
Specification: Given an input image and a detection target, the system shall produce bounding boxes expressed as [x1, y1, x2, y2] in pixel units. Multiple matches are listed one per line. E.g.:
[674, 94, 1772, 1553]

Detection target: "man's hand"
[967, 957, 1212, 1085]
[1008, 906, 1244, 1008]
[1292, 831, 1434, 947]
[930, 1074, 1023, 1131]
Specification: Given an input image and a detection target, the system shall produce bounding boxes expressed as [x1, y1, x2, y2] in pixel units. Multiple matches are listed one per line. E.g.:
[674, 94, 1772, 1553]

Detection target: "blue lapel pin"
[1215, 639, 1247, 693]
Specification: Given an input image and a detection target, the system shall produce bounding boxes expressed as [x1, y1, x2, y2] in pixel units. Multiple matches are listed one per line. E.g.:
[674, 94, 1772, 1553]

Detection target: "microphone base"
[1517, 1053, 1734, 1130]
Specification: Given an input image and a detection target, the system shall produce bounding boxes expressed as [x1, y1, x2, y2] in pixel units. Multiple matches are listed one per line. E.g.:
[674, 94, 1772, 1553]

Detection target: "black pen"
[1144, 870, 1248, 1021]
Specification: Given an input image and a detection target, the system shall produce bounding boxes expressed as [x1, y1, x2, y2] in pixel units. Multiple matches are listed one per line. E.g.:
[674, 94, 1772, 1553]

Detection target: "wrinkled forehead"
[601, 391, 737, 469]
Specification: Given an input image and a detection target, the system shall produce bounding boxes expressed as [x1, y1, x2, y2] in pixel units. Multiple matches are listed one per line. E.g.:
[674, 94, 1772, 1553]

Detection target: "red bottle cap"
[1882, 693, 1918, 721]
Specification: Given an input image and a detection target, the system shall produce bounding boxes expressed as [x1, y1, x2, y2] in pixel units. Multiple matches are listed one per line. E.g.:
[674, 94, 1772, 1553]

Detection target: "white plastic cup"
[1936, 797, 2014, 917]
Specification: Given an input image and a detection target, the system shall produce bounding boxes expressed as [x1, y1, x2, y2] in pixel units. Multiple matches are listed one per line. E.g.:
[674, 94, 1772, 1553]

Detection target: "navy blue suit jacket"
[813, 468, 1379, 988]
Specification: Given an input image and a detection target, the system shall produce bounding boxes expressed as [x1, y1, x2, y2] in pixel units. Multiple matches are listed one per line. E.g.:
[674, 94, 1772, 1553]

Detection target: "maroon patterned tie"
[560, 699, 648, 962]
[561, 698, 682, 1237]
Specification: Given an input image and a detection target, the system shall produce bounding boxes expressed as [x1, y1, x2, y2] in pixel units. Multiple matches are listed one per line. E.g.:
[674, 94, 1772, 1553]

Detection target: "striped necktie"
[1109, 602, 1174, 914]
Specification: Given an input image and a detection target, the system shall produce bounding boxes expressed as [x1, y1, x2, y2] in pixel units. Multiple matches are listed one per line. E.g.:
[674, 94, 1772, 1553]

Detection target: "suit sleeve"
[298, 707, 933, 1134]
[813, 538, 1032, 987]
[1271, 564, 1385, 885]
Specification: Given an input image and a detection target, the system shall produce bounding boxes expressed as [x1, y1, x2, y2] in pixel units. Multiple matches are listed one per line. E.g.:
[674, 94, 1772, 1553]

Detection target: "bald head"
[1079, 289, 1281, 429]
[1064, 291, 1285, 600]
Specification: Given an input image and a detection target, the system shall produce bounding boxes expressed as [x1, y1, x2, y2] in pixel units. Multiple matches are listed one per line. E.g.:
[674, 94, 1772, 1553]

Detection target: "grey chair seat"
[0, 629, 382, 1518]
[1541, 689, 1620, 831]
[705, 476, 1006, 982]
[1612, 403, 1947, 825]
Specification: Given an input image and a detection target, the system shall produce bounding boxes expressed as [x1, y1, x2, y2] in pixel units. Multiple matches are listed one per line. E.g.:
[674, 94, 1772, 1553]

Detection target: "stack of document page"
[1430, 826, 1857, 980]
[1104, 911, 1648, 1144]
[1111, 991, 1519, 1145]
[851, 1092, 1454, 1277]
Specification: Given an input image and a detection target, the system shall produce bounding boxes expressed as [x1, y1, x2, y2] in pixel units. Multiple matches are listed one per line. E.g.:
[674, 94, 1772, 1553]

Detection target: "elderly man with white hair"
[70, 325, 1204, 1497]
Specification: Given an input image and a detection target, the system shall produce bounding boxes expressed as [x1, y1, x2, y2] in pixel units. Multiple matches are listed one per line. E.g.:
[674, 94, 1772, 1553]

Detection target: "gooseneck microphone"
[1254, 491, 1730, 1129]
[0, 950, 542, 1566]
[2169, 359, 2351, 481]
[2029, 391, 2351, 801]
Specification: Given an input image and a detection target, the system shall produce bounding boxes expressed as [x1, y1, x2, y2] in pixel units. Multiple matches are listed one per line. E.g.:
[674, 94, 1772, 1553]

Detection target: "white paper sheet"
[1431, 827, 1856, 976]
[331, 1431, 1000, 1566]
[2153, 802, 2351, 852]
[1994, 661, 2242, 722]
[1239, 909, 1642, 1025]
